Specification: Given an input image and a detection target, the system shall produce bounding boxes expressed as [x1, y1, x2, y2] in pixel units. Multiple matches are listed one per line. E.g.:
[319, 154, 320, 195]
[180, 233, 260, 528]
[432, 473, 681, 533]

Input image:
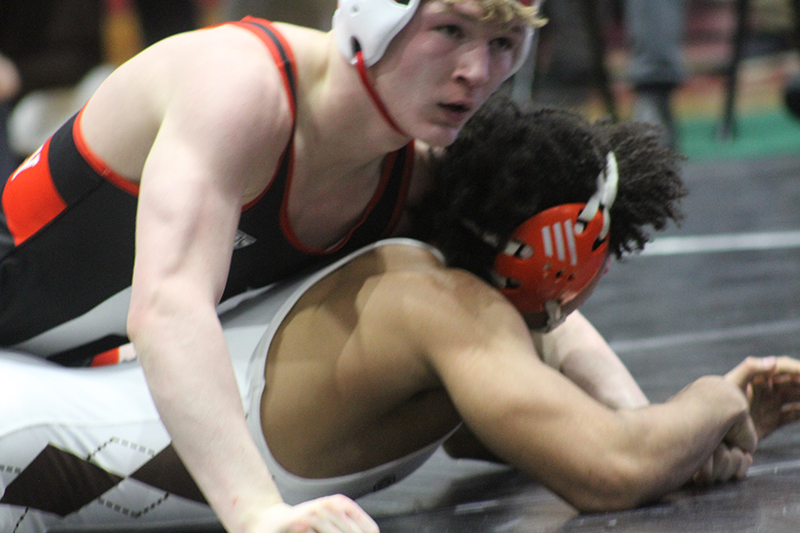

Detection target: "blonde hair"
[440, 0, 547, 28]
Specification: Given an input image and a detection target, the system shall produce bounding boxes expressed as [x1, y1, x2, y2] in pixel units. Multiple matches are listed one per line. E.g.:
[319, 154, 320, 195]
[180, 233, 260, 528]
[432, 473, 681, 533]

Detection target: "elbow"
[126, 291, 158, 346]
[125, 285, 174, 353]
[561, 458, 657, 513]
[125, 280, 197, 342]
[126, 304, 146, 344]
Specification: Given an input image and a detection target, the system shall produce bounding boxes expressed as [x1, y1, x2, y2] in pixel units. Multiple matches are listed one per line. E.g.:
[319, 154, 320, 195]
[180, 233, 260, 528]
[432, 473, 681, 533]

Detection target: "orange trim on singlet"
[2, 140, 67, 245]
[278, 149, 399, 255]
[73, 107, 141, 196]
[90, 347, 121, 367]
[213, 19, 414, 251]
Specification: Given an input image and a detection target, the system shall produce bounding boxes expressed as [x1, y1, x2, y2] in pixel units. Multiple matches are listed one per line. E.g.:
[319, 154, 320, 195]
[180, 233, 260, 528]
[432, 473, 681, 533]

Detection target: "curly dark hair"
[410, 93, 688, 283]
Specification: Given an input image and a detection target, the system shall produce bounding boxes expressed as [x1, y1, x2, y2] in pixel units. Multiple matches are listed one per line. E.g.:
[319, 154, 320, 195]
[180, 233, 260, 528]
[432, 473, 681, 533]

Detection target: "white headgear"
[332, 0, 535, 74]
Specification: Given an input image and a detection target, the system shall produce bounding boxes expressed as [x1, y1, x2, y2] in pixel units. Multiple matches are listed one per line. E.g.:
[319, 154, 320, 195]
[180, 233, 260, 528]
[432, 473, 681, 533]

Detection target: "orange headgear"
[491, 152, 619, 331]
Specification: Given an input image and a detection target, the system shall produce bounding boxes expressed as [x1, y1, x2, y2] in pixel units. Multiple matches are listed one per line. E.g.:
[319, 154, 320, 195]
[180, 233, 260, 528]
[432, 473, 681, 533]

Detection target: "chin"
[412, 123, 463, 147]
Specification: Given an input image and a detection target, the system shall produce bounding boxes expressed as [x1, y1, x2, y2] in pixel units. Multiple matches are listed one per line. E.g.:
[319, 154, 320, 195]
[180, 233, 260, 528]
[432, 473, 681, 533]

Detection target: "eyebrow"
[437, 3, 528, 34]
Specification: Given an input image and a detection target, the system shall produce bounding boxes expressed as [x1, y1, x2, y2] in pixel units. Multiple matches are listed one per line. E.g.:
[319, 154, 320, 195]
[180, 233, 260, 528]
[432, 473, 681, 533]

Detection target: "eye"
[435, 24, 465, 40]
[490, 36, 515, 52]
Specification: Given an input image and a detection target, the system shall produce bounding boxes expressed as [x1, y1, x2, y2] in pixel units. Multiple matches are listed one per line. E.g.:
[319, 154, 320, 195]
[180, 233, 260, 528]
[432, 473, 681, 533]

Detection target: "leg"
[0, 351, 217, 531]
[626, 0, 687, 147]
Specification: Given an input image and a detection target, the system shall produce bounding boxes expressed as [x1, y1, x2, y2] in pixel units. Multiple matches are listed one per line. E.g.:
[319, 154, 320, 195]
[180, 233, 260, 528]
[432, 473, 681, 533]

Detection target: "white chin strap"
[535, 299, 566, 333]
[575, 151, 619, 240]
[535, 151, 619, 334]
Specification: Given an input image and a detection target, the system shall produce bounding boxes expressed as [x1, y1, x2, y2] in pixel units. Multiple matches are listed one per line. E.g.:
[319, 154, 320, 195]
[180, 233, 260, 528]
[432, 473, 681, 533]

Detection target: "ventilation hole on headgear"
[395, 0, 411, 5]
[567, 273, 575, 281]
[592, 238, 606, 251]
[505, 277, 522, 289]
[555, 270, 564, 279]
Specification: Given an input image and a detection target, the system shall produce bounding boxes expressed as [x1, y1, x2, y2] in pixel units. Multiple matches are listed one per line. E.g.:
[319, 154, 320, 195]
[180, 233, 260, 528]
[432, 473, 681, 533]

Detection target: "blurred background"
[6, 0, 800, 171]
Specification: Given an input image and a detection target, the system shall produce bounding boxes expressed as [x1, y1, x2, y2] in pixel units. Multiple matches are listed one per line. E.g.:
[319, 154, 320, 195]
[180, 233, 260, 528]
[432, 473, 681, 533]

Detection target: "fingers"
[771, 356, 800, 380]
[726, 355, 800, 392]
[752, 374, 800, 405]
[725, 356, 777, 391]
[710, 445, 751, 483]
[779, 402, 800, 427]
[692, 444, 753, 486]
[725, 414, 758, 454]
[692, 456, 714, 486]
[294, 495, 380, 533]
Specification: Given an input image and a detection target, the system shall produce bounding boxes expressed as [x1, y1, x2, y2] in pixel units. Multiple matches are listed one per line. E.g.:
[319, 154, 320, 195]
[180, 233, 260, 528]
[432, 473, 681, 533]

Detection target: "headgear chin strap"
[491, 152, 619, 331]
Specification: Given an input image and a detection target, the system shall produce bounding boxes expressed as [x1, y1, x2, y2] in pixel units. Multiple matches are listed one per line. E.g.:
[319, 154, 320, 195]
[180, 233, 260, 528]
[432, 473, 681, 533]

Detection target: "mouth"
[439, 102, 472, 113]
[437, 102, 473, 123]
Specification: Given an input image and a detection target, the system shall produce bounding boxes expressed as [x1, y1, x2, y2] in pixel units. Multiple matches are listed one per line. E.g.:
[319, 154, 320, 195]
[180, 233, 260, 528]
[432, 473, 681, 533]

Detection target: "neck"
[353, 51, 408, 136]
[302, 39, 413, 167]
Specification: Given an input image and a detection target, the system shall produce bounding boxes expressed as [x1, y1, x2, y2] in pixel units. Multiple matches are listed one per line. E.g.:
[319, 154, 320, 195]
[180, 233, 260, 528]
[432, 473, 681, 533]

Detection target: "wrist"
[223, 495, 288, 533]
[690, 375, 749, 418]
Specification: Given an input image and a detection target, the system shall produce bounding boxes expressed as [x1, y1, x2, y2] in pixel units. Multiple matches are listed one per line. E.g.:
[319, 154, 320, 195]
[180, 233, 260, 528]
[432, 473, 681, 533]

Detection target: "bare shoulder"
[365, 243, 529, 355]
[158, 25, 294, 138]
[82, 23, 304, 180]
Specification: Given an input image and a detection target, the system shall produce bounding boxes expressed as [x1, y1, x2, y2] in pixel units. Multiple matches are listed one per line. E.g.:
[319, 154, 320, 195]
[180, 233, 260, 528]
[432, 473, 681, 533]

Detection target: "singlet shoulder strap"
[225, 18, 299, 211]
[230, 17, 298, 121]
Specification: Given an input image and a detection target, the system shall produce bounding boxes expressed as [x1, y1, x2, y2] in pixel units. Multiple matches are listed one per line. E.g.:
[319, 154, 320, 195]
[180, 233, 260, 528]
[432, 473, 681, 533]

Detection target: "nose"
[453, 42, 491, 87]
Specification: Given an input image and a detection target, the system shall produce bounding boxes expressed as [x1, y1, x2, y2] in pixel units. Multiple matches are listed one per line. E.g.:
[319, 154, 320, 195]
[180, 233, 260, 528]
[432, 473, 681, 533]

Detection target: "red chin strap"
[354, 50, 408, 137]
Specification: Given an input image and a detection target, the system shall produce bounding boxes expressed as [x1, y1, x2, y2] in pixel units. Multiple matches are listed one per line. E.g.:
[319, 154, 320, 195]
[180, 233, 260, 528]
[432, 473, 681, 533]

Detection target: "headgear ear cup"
[492, 152, 619, 322]
[333, 0, 423, 67]
[493, 203, 609, 314]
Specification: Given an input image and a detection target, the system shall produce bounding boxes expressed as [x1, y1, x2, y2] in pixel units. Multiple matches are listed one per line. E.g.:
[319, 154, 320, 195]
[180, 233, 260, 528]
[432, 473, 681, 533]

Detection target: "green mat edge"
[679, 109, 800, 162]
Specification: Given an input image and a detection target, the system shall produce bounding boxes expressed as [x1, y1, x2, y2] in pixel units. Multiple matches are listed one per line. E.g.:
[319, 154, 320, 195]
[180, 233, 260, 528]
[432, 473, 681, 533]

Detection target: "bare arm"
[415, 274, 754, 512]
[122, 33, 376, 533]
[127, 70, 284, 531]
[445, 311, 647, 461]
[534, 311, 649, 409]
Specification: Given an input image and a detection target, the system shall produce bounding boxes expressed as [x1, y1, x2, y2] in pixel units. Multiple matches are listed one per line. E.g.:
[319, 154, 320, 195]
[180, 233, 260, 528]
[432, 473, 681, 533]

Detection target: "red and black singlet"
[0, 19, 414, 363]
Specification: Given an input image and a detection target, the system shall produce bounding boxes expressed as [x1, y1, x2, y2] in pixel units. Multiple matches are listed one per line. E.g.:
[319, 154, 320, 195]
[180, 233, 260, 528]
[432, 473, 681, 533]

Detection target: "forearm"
[131, 304, 284, 532]
[560, 347, 649, 409]
[538, 312, 648, 409]
[486, 376, 750, 512]
[599, 376, 751, 508]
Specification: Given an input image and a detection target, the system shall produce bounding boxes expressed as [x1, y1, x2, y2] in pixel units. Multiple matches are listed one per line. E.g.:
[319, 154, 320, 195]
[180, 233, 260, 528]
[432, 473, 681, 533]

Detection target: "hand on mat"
[259, 495, 379, 533]
[691, 442, 752, 486]
[726, 356, 800, 440]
